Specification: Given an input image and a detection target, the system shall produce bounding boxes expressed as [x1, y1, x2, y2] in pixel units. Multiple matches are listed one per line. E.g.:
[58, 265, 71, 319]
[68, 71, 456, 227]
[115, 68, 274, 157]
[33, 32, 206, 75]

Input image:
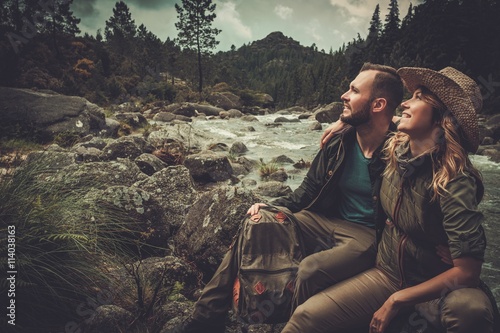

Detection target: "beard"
[340, 101, 372, 126]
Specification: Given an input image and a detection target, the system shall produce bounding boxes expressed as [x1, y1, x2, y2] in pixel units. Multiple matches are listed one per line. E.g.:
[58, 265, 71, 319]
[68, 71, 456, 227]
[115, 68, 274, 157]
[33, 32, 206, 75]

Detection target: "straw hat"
[397, 67, 482, 153]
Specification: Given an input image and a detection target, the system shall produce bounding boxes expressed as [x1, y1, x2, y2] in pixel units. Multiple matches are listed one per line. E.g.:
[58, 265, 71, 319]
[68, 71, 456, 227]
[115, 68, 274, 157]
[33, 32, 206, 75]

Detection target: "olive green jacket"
[377, 145, 486, 287]
[272, 124, 396, 237]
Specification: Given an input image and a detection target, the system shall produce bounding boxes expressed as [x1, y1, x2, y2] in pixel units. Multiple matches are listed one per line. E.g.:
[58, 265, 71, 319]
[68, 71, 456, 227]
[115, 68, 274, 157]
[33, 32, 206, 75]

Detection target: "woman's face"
[397, 88, 439, 140]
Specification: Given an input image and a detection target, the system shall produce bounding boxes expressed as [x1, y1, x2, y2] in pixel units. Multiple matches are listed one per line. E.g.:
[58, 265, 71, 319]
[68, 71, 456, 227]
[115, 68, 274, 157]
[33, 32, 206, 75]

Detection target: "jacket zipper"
[393, 177, 407, 288]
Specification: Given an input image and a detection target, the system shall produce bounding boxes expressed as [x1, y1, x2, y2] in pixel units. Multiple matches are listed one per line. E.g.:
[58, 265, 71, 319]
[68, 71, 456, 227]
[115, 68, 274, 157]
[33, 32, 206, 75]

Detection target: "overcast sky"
[72, 0, 414, 52]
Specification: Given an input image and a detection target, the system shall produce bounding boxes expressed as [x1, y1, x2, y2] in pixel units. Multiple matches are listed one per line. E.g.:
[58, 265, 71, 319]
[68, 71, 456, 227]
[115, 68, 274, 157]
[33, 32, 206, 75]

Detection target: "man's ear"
[372, 98, 388, 113]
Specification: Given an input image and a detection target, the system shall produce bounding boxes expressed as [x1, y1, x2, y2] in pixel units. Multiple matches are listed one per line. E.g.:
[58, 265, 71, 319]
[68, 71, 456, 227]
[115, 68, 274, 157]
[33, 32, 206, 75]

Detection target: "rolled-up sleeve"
[440, 173, 486, 261]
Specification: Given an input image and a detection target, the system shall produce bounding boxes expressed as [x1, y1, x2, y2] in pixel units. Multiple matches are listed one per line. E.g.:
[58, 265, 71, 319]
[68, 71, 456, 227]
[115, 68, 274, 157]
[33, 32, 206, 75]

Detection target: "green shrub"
[258, 158, 279, 179]
[0, 153, 145, 331]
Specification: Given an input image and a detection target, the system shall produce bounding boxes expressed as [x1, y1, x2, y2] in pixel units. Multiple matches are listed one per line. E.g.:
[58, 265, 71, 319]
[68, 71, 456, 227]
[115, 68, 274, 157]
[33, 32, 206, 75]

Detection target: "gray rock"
[183, 151, 234, 183]
[235, 156, 259, 173]
[73, 145, 103, 162]
[101, 139, 144, 161]
[0, 87, 107, 143]
[207, 91, 243, 110]
[481, 137, 496, 145]
[172, 103, 224, 117]
[207, 143, 229, 152]
[242, 179, 258, 187]
[241, 115, 259, 122]
[104, 118, 121, 137]
[83, 305, 134, 333]
[133, 166, 197, 229]
[269, 169, 288, 182]
[25, 150, 77, 170]
[135, 153, 168, 175]
[313, 102, 343, 123]
[227, 109, 244, 118]
[74, 137, 108, 150]
[114, 112, 148, 129]
[254, 181, 292, 197]
[86, 186, 170, 250]
[274, 116, 300, 123]
[153, 112, 176, 122]
[229, 141, 248, 155]
[174, 186, 261, 275]
[309, 121, 323, 131]
[50, 159, 147, 189]
[482, 148, 500, 163]
[271, 155, 294, 164]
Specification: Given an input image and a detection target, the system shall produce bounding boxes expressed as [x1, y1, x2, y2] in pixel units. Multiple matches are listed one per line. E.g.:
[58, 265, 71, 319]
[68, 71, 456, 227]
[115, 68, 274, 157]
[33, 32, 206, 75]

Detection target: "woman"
[282, 67, 495, 333]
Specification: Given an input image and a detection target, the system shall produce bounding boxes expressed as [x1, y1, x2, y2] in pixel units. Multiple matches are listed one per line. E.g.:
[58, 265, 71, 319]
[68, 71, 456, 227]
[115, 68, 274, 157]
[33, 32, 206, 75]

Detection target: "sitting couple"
[169, 63, 496, 333]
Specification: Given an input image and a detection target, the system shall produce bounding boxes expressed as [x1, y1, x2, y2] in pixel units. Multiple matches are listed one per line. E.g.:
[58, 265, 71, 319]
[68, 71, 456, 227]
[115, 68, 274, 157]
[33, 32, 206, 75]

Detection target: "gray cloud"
[71, 0, 99, 18]
[126, 0, 177, 9]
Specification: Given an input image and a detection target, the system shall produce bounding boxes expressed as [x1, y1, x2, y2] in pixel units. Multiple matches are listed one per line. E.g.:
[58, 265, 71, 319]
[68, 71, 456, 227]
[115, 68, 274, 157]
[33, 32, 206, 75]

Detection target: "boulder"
[174, 186, 261, 277]
[229, 141, 248, 155]
[313, 102, 344, 123]
[114, 112, 148, 129]
[271, 155, 295, 164]
[485, 114, 500, 141]
[101, 139, 144, 161]
[254, 181, 292, 197]
[134, 153, 168, 176]
[172, 103, 224, 117]
[274, 116, 300, 123]
[153, 112, 176, 122]
[183, 151, 234, 183]
[207, 91, 243, 110]
[0, 87, 107, 143]
[85, 186, 170, 251]
[269, 169, 288, 182]
[133, 166, 198, 230]
[309, 121, 323, 131]
[49, 159, 148, 189]
[83, 305, 135, 333]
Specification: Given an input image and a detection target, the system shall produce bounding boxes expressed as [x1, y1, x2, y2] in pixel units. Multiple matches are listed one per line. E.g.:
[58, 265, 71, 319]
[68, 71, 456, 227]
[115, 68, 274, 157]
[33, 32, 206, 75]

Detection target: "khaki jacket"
[377, 146, 486, 287]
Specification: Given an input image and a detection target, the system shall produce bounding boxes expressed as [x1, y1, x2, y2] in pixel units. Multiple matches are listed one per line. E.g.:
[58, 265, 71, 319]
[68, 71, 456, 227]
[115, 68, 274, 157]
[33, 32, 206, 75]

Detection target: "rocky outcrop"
[183, 150, 234, 183]
[313, 102, 344, 123]
[0, 87, 108, 142]
[173, 186, 261, 277]
[208, 91, 243, 110]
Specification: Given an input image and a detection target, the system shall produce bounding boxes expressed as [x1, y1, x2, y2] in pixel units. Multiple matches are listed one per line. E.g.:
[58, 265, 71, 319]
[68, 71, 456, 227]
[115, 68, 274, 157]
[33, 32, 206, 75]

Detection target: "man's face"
[340, 70, 376, 126]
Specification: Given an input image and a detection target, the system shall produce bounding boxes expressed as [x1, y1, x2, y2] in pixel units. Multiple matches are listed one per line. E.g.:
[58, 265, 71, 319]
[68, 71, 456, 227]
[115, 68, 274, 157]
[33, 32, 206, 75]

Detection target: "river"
[191, 113, 500, 306]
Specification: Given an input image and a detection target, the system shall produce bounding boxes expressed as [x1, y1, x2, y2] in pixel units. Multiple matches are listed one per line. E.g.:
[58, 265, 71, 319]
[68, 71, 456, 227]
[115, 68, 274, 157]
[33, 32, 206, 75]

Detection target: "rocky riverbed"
[1, 87, 499, 333]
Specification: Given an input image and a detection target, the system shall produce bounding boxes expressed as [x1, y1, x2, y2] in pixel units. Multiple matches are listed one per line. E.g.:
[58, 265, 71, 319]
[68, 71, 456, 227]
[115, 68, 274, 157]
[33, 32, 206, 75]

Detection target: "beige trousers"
[282, 267, 494, 333]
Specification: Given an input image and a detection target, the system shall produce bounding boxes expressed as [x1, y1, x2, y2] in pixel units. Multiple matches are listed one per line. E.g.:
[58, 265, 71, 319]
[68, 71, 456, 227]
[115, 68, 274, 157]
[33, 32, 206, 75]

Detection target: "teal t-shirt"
[336, 139, 375, 228]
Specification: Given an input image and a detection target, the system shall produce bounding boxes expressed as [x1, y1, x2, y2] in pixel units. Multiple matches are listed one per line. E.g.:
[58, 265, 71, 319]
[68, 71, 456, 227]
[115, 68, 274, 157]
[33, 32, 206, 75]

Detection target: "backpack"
[232, 205, 305, 326]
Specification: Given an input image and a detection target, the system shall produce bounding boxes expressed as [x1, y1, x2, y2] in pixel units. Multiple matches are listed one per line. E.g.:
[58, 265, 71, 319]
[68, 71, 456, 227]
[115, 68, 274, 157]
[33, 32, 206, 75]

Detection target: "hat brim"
[397, 67, 479, 153]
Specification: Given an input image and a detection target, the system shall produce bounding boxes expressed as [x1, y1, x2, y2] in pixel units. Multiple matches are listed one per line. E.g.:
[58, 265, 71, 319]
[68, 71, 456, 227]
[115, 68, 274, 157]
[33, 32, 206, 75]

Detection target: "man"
[167, 63, 404, 333]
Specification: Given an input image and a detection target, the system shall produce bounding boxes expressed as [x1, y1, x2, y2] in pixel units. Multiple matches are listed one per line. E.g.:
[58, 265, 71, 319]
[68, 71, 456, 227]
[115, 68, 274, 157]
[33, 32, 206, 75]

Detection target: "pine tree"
[367, 4, 382, 41]
[175, 0, 221, 92]
[380, 0, 401, 65]
[105, 1, 136, 53]
[401, 3, 413, 30]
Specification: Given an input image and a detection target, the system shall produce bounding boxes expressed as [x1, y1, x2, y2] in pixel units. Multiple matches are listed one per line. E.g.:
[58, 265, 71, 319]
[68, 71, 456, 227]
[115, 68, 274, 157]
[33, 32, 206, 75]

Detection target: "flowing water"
[192, 114, 500, 304]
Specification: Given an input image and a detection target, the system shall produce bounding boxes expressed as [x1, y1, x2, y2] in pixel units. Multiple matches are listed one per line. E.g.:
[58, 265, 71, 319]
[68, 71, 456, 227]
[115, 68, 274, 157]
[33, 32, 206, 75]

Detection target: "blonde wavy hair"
[384, 86, 482, 201]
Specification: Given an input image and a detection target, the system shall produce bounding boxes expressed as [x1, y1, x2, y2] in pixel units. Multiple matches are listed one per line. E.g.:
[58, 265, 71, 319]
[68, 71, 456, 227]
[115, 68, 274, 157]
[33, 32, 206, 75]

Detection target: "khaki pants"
[282, 268, 494, 333]
[192, 210, 377, 322]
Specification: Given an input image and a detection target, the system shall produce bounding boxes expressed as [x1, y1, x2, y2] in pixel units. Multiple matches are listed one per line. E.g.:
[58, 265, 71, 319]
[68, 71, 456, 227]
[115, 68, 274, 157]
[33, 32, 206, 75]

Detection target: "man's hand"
[320, 119, 345, 149]
[247, 203, 268, 215]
